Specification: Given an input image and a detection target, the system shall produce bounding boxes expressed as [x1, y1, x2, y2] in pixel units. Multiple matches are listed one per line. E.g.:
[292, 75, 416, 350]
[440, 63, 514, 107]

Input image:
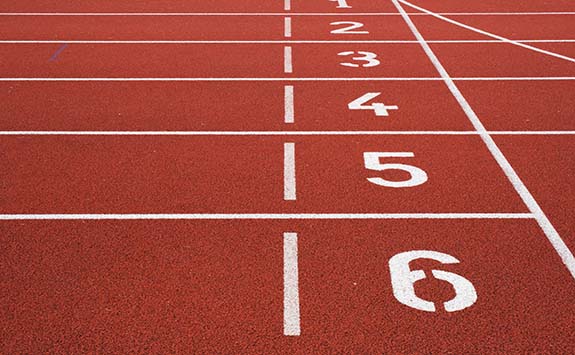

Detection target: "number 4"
[348, 93, 398, 116]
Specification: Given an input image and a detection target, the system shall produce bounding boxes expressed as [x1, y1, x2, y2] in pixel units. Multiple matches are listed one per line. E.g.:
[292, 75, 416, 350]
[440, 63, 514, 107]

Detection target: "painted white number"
[389, 250, 477, 312]
[338, 51, 380, 68]
[348, 93, 398, 116]
[363, 152, 428, 188]
[329, 0, 352, 8]
[330, 21, 369, 35]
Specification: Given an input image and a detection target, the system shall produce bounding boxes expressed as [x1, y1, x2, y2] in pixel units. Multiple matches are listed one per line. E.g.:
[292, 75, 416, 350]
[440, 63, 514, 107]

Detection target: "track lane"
[0, 81, 473, 131]
[0, 43, 438, 78]
[412, 14, 575, 41]
[456, 80, 575, 131]
[496, 136, 575, 253]
[430, 42, 575, 77]
[407, 0, 575, 13]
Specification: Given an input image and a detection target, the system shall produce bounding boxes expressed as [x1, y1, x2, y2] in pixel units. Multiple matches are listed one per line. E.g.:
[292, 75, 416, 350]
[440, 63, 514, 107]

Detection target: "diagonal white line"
[399, 0, 575, 64]
[392, 0, 575, 280]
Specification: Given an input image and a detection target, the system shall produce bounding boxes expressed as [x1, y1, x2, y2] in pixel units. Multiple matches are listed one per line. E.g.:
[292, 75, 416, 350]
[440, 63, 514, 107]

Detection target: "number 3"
[389, 250, 478, 312]
[338, 51, 380, 68]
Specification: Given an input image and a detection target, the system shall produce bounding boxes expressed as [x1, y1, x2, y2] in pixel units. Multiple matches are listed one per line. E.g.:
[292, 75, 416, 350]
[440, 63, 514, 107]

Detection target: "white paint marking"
[393, 0, 575, 280]
[284, 86, 294, 123]
[284, 17, 292, 38]
[284, 46, 293, 73]
[0, 213, 533, 220]
[1, 131, 574, 136]
[400, 0, 575, 64]
[1, 39, 574, 44]
[283, 232, 300, 336]
[0, 12, 573, 16]
[284, 142, 296, 201]
[284, 0, 291, 11]
[0, 77, 574, 82]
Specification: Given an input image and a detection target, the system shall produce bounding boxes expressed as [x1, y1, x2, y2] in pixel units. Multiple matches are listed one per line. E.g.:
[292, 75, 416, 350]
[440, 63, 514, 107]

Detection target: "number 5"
[363, 152, 428, 188]
[389, 250, 478, 312]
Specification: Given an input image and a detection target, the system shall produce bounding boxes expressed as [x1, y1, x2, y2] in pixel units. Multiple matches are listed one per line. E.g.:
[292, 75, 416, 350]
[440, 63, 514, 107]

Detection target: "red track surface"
[1, 0, 575, 354]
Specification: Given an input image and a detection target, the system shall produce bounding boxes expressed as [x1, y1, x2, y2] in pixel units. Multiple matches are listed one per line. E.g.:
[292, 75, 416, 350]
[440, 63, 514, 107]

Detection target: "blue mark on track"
[48, 44, 68, 62]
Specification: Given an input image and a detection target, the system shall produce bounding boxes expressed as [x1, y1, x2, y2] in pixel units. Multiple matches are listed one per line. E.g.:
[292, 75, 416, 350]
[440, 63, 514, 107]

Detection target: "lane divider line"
[283, 232, 301, 336]
[284, 86, 294, 123]
[284, 17, 292, 38]
[284, 0, 291, 11]
[1, 131, 574, 136]
[5, 40, 575, 44]
[1, 77, 574, 81]
[284, 46, 293, 73]
[0, 213, 534, 220]
[284, 142, 296, 201]
[392, 0, 575, 280]
[399, 0, 575, 64]
[1, 12, 573, 16]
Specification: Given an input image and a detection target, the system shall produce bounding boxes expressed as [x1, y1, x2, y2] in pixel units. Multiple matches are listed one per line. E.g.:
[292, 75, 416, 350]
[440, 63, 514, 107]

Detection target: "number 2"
[330, 21, 369, 35]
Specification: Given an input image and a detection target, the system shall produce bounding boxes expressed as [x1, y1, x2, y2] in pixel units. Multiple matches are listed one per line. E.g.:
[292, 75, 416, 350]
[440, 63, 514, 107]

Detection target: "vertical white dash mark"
[283, 232, 300, 336]
[284, 85, 294, 123]
[284, 17, 292, 37]
[284, 142, 296, 200]
[284, 46, 293, 74]
[284, 0, 291, 11]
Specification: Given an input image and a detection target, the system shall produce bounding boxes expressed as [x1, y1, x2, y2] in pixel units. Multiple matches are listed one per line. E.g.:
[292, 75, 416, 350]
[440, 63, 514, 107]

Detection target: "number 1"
[329, 0, 352, 9]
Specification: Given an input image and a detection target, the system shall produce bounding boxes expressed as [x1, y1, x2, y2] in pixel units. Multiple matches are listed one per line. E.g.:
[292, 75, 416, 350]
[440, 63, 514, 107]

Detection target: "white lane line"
[1, 131, 574, 136]
[392, 0, 575, 280]
[284, 17, 292, 38]
[400, 0, 575, 64]
[284, 86, 295, 123]
[0, 213, 534, 220]
[2, 40, 574, 44]
[283, 232, 300, 336]
[490, 131, 575, 135]
[0, 12, 573, 16]
[284, 46, 293, 73]
[284, 0, 291, 11]
[284, 143, 296, 201]
[2, 131, 575, 136]
[0, 77, 574, 81]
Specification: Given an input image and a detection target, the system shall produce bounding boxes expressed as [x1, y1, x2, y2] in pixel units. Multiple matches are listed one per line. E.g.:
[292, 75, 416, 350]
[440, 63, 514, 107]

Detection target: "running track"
[1, 0, 575, 353]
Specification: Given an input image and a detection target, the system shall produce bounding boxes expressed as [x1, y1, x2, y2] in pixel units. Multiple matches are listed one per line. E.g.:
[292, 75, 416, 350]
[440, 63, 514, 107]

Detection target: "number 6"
[363, 152, 428, 188]
[389, 250, 478, 312]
